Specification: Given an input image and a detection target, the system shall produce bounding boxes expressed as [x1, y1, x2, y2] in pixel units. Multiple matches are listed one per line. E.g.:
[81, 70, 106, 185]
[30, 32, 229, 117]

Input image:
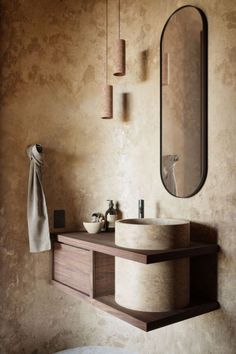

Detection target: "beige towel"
[162, 155, 179, 196]
[27, 144, 51, 253]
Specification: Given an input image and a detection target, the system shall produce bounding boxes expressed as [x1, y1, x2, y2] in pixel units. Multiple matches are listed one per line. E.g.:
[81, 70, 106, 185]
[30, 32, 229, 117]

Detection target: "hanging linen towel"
[27, 144, 51, 252]
[162, 155, 179, 196]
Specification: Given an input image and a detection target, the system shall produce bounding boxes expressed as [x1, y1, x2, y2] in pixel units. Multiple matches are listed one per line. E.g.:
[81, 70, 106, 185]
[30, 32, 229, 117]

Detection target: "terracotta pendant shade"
[114, 39, 126, 76]
[101, 84, 113, 119]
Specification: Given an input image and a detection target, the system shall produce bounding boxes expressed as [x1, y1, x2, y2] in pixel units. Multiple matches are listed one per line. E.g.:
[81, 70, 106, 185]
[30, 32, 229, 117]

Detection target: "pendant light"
[101, 0, 113, 119]
[114, 0, 126, 76]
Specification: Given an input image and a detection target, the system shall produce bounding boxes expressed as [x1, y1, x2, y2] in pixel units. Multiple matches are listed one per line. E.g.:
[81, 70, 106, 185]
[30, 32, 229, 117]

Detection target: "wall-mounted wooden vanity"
[52, 232, 219, 332]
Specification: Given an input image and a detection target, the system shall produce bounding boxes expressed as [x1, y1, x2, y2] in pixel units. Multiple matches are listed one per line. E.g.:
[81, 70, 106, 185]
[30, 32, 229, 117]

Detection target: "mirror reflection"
[161, 6, 207, 198]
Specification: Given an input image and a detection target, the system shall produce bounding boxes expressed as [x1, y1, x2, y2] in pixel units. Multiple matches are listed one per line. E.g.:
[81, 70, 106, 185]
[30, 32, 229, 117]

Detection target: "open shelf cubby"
[52, 232, 220, 332]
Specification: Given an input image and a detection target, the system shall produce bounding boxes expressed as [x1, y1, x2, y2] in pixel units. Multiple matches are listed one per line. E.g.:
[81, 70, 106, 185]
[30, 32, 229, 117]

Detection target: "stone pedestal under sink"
[115, 218, 190, 312]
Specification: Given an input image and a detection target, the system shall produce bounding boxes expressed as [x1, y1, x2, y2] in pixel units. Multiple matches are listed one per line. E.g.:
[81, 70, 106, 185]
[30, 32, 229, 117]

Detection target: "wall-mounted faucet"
[138, 199, 144, 219]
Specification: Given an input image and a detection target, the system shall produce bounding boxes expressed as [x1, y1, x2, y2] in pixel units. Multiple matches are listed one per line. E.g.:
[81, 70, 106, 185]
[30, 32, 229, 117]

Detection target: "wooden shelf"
[55, 232, 219, 264]
[52, 231, 219, 331]
[94, 295, 220, 332]
[52, 281, 220, 332]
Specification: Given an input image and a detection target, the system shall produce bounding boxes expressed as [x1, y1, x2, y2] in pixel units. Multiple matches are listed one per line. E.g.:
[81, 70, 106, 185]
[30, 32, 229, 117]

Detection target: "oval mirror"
[160, 6, 207, 198]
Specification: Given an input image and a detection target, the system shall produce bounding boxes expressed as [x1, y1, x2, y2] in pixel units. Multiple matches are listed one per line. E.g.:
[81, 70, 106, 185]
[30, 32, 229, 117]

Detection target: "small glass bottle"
[105, 200, 117, 232]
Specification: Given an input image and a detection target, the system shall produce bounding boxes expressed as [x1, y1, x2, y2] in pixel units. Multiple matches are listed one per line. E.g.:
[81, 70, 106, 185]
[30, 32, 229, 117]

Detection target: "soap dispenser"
[105, 200, 117, 232]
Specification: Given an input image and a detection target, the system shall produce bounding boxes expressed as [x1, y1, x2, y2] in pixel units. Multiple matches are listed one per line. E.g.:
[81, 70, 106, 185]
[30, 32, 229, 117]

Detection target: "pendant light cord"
[106, 0, 108, 85]
[118, 0, 120, 39]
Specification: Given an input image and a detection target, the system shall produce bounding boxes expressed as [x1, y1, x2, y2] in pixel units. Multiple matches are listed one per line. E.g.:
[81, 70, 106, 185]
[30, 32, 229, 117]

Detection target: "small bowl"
[83, 221, 102, 234]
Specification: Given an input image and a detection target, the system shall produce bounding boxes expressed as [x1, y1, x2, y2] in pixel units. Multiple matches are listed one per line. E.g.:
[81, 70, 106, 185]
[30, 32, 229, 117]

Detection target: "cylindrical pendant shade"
[114, 39, 126, 76]
[101, 84, 113, 119]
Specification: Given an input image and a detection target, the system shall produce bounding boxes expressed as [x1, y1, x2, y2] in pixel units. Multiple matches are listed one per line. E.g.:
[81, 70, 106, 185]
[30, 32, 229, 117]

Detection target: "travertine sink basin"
[115, 218, 190, 249]
[115, 218, 190, 312]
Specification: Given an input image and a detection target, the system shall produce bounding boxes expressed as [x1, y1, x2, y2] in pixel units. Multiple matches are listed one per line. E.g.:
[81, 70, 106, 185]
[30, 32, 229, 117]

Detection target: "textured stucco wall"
[1, 0, 236, 353]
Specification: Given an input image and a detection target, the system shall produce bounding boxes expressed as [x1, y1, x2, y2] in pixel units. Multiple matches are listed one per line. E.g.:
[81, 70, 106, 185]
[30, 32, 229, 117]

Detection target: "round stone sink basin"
[115, 218, 190, 312]
[115, 218, 190, 250]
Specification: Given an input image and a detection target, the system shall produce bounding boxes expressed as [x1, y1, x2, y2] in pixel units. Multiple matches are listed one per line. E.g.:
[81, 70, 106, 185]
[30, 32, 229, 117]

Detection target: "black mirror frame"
[160, 5, 208, 198]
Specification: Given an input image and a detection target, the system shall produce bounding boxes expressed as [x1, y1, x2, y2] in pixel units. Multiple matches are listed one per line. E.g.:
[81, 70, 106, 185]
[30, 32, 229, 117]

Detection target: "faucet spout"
[138, 199, 144, 218]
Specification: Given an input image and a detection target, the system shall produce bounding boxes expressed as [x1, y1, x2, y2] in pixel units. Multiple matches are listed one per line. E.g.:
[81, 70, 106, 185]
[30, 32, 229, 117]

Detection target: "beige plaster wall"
[1, 0, 236, 353]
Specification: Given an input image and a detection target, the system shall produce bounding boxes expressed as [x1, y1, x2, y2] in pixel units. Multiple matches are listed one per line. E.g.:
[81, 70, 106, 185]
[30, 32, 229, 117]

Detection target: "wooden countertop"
[54, 231, 219, 264]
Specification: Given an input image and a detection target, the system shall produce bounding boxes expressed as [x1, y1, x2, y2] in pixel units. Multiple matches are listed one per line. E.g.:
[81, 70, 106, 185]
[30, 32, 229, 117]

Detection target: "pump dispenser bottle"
[105, 200, 117, 232]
